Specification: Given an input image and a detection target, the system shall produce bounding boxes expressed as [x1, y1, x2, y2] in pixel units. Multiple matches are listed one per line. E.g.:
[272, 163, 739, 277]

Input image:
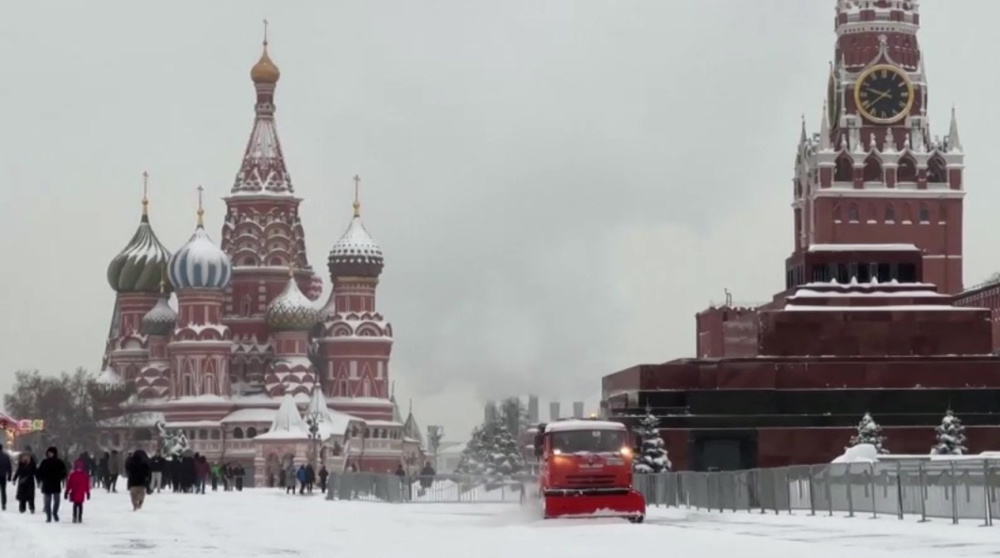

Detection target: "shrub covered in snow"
[930, 409, 967, 455]
[633, 410, 671, 473]
[848, 412, 888, 454]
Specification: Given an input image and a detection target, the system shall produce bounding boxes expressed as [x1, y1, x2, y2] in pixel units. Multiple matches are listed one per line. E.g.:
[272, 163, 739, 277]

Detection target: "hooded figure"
[64, 459, 91, 523]
[126, 449, 151, 511]
[36, 446, 67, 523]
[12, 452, 37, 514]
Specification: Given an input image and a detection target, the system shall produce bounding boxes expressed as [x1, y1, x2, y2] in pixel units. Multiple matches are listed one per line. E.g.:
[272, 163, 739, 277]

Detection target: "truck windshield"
[550, 429, 626, 453]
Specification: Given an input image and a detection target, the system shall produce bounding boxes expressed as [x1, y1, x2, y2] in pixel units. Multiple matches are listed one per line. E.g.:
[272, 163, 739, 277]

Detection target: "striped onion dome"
[107, 210, 172, 293]
[328, 215, 384, 279]
[168, 222, 233, 291]
[266, 272, 319, 331]
[141, 295, 177, 336]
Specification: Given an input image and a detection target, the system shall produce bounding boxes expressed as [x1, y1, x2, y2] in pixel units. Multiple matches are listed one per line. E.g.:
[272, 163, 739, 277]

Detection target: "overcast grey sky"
[0, 1, 992, 438]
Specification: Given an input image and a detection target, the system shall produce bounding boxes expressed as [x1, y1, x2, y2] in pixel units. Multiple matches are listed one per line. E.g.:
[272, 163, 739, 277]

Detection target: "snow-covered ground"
[1, 488, 997, 557]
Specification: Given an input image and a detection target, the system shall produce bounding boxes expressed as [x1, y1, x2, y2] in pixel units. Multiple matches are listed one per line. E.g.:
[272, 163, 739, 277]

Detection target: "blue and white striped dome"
[168, 224, 233, 290]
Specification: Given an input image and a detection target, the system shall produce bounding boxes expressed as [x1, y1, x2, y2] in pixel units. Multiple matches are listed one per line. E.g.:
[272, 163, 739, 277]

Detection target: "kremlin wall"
[601, 0, 1000, 470]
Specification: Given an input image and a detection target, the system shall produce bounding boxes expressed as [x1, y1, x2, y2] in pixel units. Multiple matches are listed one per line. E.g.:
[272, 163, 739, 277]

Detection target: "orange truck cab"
[533, 418, 646, 522]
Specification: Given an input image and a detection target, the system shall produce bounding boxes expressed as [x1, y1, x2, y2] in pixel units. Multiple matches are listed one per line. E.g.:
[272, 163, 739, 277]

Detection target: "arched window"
[885, 204, 895, 222]
[863, 155, 882, 183]
[928, 156, 947, 183]
[210, 429, 221, 440]
[233, 427, 244, 439]
[247, 427, 258, 439]
[848, 204, 859, 222]
[834, 154, 853, 182]
[919, 204, 930, 223]
[897, 156, 917, 182]
[240, 295, 252, 317]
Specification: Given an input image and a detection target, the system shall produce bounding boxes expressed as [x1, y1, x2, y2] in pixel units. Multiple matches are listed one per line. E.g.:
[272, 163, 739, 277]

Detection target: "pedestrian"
[285, 463, 297, 495]
[318, 465, 328, 494]
[150, 451, 165, 493]
[126, 449, 151, 511]
[0, 443, 11, 511]
[210, 461, 220, 491]
[296, 464, 307, 495]
[36, 446, 68, 523]
[64, 458, 91, 523]
[12, 452, 36, 514]
[235, 463, 245, 491]
[108, 450, 121, 492]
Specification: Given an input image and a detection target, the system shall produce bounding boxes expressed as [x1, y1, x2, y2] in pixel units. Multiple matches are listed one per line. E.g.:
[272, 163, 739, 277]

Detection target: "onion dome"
[328, 176, 384, 279]
[88, 367, 132, 406]
[168, 187, 233, 290]
[107, 174, 172, 293]
[250, 24, 280, 84]
[141, 292, 177, 336]
[266, 269, 319, 331]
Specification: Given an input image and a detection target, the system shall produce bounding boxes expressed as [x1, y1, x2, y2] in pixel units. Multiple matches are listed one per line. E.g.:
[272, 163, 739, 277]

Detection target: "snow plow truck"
[533, 418, 646, 522]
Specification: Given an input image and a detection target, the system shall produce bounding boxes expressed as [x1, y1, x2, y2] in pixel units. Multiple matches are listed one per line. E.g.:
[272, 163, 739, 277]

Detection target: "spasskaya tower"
[790, 0, 964, 293]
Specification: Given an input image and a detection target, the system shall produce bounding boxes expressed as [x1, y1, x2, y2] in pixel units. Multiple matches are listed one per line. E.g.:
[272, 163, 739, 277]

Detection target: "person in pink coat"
[64, 459, 91, 523]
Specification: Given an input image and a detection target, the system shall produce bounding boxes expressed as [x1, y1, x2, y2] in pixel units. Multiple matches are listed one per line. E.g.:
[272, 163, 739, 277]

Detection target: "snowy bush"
[930, 409, 967, 455]
[633, 410, 671, 473]
[848, 412, 888, 454]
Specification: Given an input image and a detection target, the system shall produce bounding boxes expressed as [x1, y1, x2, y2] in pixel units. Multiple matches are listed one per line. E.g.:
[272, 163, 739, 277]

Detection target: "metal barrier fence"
[634, 460, 1000, 526]
[327, 472, 536, 504]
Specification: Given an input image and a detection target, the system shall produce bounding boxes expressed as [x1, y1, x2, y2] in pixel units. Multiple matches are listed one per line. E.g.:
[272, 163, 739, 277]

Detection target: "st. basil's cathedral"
[93, 32, 424, 485]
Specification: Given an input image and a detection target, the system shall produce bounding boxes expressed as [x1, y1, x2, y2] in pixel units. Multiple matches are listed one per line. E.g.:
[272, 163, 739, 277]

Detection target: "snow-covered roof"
[544, 419, 625, 433]
[230, 98, 294, 195]
[141, 295, 177, 336]
[255, 394, 310, 440]
[329, 216, 383, 266]
[106, 207, 172, 294]
[305, 388, 358, 439]
[327, 396, 392, 407]
[799, 279, 937, 290]
[97, 412, 165, 428]
[807, 243, 919, 252]
[365, 420, 402, 428]
[94, 367, 126, 386]
[788, 289, 946, 299]
[221, 408, 276, 424]
[783, 304, 981, 312]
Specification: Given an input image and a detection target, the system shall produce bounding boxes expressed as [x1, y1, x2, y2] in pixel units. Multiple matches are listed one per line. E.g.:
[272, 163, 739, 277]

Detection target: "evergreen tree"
[931, 409, 968, 455]
[848, 412, 888, 454]
[481, 421, 525, 479]
[454, 425, 488, 475]
[633, 409, 671, 473]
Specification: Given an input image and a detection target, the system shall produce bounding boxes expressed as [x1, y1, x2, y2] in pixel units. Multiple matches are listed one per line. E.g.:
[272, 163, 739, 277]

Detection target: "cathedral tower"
[219, 24, 323, 392]
[316, 177, 394, 420]
[167, 188, 235, 398]
[791, 0, 964, 292]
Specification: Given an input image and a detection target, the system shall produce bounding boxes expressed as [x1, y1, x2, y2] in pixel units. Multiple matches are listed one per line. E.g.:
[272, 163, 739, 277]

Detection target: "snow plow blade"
[542, 489, 645, 522]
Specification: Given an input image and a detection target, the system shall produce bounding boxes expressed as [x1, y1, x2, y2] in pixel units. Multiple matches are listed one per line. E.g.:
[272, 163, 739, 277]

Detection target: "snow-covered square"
[1, 487, 998, 557]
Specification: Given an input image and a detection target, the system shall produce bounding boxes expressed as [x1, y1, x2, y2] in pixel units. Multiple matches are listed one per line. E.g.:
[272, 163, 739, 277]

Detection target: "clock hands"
[862, 88, 892, 110]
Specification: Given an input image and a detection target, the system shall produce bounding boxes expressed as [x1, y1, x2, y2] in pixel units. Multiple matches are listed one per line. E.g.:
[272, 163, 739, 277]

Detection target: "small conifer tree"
[848, 412, 888, 454]
[633, 409, 671, 473]
[930, 409, 968, 455]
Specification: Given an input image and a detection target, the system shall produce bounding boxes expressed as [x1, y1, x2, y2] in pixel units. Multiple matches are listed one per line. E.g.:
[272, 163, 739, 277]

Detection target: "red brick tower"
[316, 176, 394, 421]
[792, 0, 965, 293]
[219, 25, 323, 393]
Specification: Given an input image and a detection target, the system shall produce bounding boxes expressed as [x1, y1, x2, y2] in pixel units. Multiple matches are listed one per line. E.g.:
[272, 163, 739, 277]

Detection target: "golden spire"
[353, 174, 361, 217]
[141, 171, 149, 216]
[196, 185, 205, 226]
[250, 19, 281, 84]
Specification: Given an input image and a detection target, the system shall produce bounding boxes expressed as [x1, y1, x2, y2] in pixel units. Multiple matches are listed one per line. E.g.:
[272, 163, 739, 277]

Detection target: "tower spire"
[353, 174, 361, 217]
[141, 171, 149, 216]
[948, 105, 963, 153]
[196, 185, 204, 227]
[819, 100, 832, 151]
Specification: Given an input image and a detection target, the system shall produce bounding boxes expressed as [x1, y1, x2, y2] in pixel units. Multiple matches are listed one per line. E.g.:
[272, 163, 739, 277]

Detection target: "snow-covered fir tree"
[931, 409, 968, 455]
[848, 412, 888, 454]
[454, 425, 488, 475]
[455, 420, 525, 480]
[633, 409, 671, 473]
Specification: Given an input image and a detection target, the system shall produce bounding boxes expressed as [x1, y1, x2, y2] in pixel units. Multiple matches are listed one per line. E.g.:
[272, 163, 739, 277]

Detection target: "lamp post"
[306, 413, 321, 470]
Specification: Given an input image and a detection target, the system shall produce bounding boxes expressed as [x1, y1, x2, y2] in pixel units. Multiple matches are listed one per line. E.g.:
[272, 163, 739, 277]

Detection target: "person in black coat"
[0, 444, 12, 511]
[12, 452, 37, 514]
[125, 449, 151, 511]
[36, 446, 68, 523]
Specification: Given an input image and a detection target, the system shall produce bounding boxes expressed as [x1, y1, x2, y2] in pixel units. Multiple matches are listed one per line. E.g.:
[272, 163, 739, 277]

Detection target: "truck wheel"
[628, 515, 644, 524]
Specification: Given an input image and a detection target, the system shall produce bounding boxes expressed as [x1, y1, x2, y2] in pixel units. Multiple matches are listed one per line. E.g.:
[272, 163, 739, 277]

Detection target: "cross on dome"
[353, 174, 361, 217]
[196, 185, 204, 226]
[141, 171, 149, 215]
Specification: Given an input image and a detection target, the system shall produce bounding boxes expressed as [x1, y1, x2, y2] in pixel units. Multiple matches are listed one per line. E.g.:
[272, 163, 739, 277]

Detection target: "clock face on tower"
[854, 64, 914, 125]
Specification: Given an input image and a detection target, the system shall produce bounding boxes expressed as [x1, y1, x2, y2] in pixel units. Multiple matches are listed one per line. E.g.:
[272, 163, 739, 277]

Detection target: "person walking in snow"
[12, 452, 37, 514]
[64, 459, 91, 523]
[0, 443, 12, 511]
[296, 464, 307, 495]
[126, 449, 151, 511]
[108, 450, 121, 492]
[318, 465, 329, 494]
[235, 463, 245, 491]
[36, 446, 68, 523]
[150, 451, 165, 493]
[284, 463, 296, 494]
